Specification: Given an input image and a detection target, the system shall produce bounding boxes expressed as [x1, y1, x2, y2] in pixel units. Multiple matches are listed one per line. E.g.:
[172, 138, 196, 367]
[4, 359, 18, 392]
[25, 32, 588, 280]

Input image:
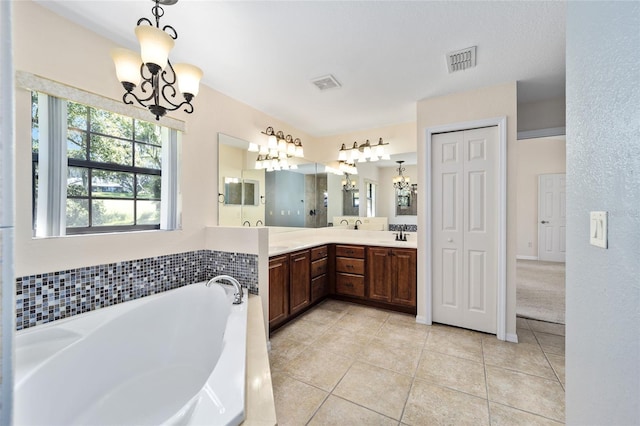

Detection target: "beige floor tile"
[269, 334, 309, 360]
[346, 303, 392, 321]
[402, 379, 490, 426]
[271, 371, 328, 426]
[516, 317, 531, 330]
[490, 402, 563, 425]
[486, 366, 565, 422]
[300, 305, 347, 325]
[482, 339, 557, 380]
[335, 312, 387, 334]
[375, 321, 429, 346]
[308, 395, 398, 426]
[425, 328, 484, 362]
[527, 319, 565, 336]
[272, 317, 331, 345]
[534, 331, 565, 356]
[314, 325, 373, 358]
[361, 337, 423, 376]
[415, 350, 487, 398]
[546, 353, 565, 385]
[285, 348, 353, 392]
[317, 299, 352, 313]
[334, 362, 413, 420]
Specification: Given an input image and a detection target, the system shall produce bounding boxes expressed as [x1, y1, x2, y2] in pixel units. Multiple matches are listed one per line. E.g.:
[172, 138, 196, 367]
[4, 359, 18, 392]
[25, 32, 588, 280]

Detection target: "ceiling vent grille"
[447, 46, 477, 73]
[312, 74, 341, 91]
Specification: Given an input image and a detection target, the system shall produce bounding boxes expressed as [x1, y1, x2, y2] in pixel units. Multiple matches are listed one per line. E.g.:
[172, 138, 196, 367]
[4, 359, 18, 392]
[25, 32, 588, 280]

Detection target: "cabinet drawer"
[335, 245, 365, 259]
[336, 273, 365, 297]
[311, 258, 327, 277]
[311, 245, 328, 261]
[336, 257, 365, 275]
[311, 274, 328, 302]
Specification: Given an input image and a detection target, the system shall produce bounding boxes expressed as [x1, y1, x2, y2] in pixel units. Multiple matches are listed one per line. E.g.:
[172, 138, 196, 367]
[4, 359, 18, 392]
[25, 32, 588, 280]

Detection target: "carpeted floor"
[517, 259, 566, 324]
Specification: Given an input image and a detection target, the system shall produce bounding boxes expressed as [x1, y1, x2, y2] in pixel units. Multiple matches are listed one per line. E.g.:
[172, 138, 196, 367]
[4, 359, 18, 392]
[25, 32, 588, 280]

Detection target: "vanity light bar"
[258, 126, 304, 158]
[337, 138, 388, 163]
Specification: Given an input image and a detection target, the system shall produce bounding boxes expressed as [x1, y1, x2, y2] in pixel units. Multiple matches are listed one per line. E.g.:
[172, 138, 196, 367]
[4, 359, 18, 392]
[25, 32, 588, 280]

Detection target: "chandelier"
[393, 160, 411, 190]
[111, 0, 203, 121]
[248, 127, 304, 158]
[338, 138, 390, 163]
[342, 173, 357, 191]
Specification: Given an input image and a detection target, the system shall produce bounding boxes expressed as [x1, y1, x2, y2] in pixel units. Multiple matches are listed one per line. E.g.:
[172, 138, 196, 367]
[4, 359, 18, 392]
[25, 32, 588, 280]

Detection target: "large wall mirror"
[218, 133, 335, 228]
[218, 133, 418, 229]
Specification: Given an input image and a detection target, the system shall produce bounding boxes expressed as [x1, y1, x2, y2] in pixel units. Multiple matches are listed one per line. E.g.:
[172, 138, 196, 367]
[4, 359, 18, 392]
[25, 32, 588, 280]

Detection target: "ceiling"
[36, 0, 566, 137]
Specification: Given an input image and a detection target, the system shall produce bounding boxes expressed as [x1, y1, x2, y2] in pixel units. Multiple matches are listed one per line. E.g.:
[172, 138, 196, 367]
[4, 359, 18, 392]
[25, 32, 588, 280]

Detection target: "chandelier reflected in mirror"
[111, 0, 203, 120]
[342, 173, 357, 191]
[393, 160, 411, 191]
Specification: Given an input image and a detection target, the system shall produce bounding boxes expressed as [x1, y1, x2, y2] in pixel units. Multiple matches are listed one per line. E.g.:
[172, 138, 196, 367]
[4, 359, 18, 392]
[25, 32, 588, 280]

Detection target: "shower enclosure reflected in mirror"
[218, 133, 330, 228]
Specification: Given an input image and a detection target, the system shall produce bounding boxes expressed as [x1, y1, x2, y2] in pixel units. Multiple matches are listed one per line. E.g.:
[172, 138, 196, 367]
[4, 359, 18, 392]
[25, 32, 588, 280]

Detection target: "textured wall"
[565, 2, 640, 424]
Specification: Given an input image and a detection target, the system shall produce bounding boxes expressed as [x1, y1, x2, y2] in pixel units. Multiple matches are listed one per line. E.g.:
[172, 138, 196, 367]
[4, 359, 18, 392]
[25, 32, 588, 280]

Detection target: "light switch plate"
[590, 211, 608, 248]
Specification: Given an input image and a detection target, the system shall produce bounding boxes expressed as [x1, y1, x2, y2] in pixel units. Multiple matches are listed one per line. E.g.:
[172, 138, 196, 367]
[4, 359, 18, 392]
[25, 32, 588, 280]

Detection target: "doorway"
[515, 137, 566, 325]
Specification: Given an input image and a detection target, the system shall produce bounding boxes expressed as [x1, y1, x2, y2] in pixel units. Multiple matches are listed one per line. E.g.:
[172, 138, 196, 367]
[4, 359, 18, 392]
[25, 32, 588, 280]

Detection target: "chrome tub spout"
[206, 275, 244, 304]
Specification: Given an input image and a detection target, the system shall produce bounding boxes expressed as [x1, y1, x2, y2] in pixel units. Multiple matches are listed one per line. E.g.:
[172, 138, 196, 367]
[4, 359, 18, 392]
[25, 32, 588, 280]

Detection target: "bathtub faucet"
[206, 275, 244, 304]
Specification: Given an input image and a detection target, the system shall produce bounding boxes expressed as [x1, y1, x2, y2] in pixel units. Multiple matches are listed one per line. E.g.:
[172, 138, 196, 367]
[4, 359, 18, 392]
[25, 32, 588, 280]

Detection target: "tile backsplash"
[389, 224, 417, 232]
[16, 249, 258, 331]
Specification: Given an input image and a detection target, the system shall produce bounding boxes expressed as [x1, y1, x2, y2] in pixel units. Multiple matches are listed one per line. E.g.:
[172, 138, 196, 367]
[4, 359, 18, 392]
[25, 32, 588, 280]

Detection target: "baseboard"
[415, 315, 431, 325]
[517, 255, 539, 260]
[505, 333, 519, 343]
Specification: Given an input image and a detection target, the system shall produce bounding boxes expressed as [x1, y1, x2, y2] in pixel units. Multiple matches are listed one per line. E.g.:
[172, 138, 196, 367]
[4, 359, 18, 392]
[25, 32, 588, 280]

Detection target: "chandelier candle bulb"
[135, 25, 175, 72]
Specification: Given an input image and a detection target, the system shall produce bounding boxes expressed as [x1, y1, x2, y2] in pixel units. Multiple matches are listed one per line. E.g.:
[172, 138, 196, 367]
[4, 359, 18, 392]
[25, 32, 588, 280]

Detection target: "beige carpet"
[516, 259, 565, 324]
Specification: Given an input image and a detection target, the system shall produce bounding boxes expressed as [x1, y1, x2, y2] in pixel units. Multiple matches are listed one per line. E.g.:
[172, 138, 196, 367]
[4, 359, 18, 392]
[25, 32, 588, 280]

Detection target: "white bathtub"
[14, 282, 248, 426]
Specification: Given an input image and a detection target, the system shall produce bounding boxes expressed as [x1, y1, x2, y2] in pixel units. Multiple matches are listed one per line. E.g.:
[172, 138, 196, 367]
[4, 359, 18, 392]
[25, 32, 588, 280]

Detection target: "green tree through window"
[32, 92, 166, 234]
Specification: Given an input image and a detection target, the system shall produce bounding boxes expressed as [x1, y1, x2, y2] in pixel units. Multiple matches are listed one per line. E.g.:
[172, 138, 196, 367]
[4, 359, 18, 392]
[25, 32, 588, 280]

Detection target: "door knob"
[447, 238, 453, 242]
[540, 221, 549, 224]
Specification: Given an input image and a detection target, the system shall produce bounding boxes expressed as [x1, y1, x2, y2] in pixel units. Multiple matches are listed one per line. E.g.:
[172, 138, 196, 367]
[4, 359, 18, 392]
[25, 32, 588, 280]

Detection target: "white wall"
[417, 82, 518, 338]
[516, 137, 566, 258]
[566, 2, 640, 424]
[517, 97, 566, 132]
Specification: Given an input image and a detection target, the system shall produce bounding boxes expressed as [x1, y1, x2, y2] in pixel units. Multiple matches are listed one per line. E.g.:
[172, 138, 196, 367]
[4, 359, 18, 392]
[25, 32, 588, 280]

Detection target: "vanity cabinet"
[310, 245, 328, 302]
[335, 245, 366, 298]
[268, 254, 289, 329]
[289, 250, 311, 316]
[367, 247, 417, 308]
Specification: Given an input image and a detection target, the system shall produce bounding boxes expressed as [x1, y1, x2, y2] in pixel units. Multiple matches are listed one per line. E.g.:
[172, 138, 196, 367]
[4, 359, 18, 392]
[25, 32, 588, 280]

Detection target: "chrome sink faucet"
[206, 275, 243, 304]
[340, 219, 349, 225]
[355, 219, 362, 230]
[242, 220, 251, 227]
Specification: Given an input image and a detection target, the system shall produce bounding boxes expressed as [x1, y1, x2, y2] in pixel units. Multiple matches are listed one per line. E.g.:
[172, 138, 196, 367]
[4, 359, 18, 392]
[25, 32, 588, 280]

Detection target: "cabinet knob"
[447, 238, 453, 243]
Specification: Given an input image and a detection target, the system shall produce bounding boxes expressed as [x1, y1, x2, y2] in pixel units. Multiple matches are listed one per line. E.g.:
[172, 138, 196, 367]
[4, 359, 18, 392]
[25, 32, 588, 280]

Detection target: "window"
[366, 181, 377, 217]
[32, 92, 180, 236]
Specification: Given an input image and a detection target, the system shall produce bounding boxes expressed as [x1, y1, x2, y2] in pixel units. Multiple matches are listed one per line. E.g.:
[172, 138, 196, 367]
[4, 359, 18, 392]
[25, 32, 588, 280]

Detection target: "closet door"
[432, 127, 498, 334]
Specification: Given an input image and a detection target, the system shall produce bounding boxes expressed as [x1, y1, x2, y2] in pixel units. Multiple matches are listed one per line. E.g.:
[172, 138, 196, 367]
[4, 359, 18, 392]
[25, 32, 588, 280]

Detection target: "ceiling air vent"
[311, 74, 341, 91]
[447, 46, 477, 73]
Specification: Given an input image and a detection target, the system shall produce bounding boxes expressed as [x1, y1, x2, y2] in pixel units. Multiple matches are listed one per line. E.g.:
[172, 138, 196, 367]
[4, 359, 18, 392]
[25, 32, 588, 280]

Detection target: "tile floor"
[269, 299, 565, 425]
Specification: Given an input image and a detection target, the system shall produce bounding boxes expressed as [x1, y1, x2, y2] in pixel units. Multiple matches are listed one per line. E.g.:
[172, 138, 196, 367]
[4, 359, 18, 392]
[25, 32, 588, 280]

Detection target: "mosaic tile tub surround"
[16, 250, 258, 331]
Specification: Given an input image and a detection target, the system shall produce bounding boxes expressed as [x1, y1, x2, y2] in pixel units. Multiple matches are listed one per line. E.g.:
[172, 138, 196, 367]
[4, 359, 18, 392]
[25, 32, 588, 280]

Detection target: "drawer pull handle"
[347, 265, 353, 269]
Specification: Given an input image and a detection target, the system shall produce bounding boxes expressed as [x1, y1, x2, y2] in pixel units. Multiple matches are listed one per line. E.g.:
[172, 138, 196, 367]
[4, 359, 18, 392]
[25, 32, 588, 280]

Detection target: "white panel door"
[432, 127, 498, 334]
[538, 174, 566, 262]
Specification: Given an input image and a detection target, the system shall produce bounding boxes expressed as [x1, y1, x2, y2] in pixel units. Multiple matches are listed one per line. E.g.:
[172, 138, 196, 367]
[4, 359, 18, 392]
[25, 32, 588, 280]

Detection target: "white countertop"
[268, 228, 417, 256]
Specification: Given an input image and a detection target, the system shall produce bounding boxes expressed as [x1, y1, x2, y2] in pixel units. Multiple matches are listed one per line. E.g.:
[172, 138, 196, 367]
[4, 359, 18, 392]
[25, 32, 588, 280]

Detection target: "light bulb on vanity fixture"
[111, 0, 202, 121]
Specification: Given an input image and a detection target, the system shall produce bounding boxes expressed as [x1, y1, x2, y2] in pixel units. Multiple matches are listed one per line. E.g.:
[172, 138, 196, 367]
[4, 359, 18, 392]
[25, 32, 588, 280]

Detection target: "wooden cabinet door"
[367, 247, 391, 302]
[391, 248, 417, 307]
[269, 255, 289, 328]
[289, 250, 311, 315]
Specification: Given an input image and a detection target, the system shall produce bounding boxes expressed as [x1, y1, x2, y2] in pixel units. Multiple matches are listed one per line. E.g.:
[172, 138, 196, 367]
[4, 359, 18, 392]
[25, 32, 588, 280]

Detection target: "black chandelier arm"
[162, 25, 178, 40]
[137, 17, 154, 27]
